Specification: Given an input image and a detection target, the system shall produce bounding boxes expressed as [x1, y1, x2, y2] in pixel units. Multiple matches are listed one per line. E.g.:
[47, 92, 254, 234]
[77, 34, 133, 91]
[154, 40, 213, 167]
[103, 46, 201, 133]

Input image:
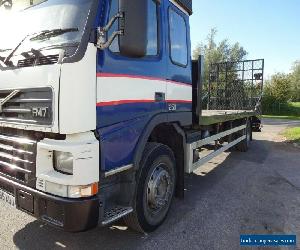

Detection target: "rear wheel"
[124, 143, 176, 233]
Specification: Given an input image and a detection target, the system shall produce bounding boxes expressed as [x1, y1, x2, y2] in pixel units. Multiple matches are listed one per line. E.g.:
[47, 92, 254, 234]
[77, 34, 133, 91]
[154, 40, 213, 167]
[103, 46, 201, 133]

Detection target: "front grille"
[0, 87, 53, 125]
[0, 129, 37, 188]
[17, 54, 59, 68]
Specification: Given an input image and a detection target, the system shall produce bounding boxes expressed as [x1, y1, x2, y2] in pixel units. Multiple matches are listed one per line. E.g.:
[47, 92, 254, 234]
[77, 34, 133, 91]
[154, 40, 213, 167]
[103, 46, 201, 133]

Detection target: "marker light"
[68, 183, 99, 198]
[44, 181, 99, 198]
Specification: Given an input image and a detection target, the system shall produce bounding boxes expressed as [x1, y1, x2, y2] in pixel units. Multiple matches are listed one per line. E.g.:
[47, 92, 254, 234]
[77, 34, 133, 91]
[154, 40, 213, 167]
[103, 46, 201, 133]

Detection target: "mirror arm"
[96, 12, 124, 50]
[102, 12, 124, 32]
[97, 30, 123, 50]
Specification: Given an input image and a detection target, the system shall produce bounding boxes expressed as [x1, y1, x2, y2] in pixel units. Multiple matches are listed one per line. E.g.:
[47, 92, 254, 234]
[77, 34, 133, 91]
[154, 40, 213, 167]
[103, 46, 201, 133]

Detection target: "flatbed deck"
[199, 110, 256, 125]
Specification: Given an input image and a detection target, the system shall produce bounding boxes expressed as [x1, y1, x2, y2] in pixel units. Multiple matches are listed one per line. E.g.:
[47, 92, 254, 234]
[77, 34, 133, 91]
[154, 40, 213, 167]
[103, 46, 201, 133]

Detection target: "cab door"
[96, 0, 167, 128]
[166, 1, 193, 113]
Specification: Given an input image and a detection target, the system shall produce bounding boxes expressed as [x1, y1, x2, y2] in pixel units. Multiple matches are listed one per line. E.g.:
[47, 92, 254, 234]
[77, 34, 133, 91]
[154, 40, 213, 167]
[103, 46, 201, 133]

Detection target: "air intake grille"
[0, 129, 37, 188]
[17, 54, 59, 68]
[17, 58, 35, 68]
[0, 87, 53, 125]
[36, 55, 60, 66]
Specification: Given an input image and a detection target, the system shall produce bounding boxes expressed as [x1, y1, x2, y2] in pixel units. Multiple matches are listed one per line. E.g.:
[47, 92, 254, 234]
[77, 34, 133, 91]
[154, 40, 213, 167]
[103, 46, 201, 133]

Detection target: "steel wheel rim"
[146, 164, 173, 216]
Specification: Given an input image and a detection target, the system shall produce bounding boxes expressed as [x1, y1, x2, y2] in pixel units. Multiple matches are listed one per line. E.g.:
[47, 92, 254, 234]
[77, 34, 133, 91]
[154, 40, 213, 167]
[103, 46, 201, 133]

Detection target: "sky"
[190, 0, 300, 78]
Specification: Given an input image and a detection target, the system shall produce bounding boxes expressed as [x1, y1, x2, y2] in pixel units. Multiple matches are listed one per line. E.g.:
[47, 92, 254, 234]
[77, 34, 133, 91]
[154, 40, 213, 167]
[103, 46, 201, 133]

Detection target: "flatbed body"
[199, 110, 256, 125]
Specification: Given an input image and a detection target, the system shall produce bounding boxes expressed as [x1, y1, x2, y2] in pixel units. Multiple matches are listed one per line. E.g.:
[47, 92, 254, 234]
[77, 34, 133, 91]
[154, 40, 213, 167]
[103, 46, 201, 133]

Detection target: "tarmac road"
[0, 119, 300, 250]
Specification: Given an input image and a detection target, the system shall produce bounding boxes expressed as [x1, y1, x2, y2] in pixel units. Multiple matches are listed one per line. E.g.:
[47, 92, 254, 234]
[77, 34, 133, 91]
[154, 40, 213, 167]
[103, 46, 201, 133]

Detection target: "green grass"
[263, 102, 300, 119]
[283, 127, 300, 143]
[290, 102, 300, 108]
[262, 115, 300, 120]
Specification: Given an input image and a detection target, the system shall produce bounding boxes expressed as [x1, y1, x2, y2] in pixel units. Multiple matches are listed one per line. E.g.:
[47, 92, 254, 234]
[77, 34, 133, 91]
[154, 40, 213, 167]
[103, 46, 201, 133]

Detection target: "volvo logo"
[0, 90, 20, 113]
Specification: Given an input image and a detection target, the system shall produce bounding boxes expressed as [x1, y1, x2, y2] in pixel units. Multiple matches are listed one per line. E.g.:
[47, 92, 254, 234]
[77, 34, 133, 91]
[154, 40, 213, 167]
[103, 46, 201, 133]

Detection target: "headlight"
[53, 151, 73, 175]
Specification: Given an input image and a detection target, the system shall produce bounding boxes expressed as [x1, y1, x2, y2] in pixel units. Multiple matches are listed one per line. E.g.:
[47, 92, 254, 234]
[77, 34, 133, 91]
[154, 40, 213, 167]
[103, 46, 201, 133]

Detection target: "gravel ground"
[0, 118, 300, 250]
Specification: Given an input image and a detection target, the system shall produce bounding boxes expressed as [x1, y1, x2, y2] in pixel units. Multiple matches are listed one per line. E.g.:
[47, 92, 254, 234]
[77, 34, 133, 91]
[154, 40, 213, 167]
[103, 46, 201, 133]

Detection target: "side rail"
[185, 124, 246, 173]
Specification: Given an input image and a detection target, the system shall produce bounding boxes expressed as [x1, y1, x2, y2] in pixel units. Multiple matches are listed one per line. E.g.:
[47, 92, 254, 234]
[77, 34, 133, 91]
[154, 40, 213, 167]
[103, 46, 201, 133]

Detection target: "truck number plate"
[0, 188, 16, 207]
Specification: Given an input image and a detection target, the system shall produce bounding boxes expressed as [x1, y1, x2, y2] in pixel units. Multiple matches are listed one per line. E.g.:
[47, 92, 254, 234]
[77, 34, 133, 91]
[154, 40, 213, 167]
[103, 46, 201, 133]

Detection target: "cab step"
[102, 206, 133, 226]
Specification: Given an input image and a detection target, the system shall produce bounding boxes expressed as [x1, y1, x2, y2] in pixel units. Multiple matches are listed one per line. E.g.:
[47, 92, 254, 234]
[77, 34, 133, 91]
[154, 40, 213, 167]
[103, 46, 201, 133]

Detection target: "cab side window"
[169, 8, 188, 66]
[108, 0, 159, 56]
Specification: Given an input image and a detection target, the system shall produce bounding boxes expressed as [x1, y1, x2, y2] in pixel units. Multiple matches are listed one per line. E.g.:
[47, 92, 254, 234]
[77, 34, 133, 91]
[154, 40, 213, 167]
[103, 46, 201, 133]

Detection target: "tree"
[291, 61, 300, 101]
[265, 73, 292, 102]
[193, 29, 248, 110]
[193, 28, 248, 85]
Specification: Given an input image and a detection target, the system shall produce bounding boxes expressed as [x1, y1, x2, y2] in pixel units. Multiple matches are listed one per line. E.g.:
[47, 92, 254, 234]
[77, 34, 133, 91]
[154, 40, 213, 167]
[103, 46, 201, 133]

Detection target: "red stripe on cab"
[97, 99, 192, 107]
[97, 99, 155, 107]
[166, 100, 192, 103]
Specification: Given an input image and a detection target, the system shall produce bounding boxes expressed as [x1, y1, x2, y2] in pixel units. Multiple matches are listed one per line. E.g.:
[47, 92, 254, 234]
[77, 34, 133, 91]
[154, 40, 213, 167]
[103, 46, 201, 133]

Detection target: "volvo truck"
[0, 0, 263, 232]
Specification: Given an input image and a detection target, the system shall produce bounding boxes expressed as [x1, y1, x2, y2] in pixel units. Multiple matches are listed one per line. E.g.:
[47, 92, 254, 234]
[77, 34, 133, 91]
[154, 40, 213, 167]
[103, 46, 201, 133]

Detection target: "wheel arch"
[133, 112, 191, 198]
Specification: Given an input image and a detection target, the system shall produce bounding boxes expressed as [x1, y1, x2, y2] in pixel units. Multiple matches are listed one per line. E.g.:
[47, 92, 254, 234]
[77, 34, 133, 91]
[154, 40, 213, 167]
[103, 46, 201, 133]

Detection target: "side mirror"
[119, 0, 148, 58]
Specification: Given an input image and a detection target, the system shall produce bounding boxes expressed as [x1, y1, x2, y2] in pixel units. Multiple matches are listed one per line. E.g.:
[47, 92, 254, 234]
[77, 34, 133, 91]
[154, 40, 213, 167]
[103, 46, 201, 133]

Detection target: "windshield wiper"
[37, 41, 80, 51]
[1, 28, 78, 67]
[30, 28, 79, 41]
[0, 49, 11, 52]
[0, 50, 10, 63]
[3, 34, 30, 66]
[0, 56, 6, 64]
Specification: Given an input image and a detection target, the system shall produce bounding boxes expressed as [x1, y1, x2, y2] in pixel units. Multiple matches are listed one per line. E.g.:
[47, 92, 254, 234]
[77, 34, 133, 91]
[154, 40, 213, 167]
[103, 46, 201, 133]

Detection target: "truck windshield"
[0, 0, 93, 53]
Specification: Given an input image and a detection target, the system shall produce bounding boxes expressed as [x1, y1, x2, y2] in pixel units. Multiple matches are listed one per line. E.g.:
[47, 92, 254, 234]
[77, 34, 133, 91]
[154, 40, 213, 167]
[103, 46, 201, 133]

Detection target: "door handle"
[155, 92, 165, 102]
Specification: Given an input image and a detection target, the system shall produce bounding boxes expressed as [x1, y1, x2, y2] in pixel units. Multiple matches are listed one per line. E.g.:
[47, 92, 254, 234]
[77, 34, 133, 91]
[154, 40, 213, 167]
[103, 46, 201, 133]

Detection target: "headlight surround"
[53, 151, 74, 175]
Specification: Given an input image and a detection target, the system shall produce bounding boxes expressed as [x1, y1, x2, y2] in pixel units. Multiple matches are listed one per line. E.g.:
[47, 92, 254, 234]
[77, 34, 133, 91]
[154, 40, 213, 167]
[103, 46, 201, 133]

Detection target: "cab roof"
[174, 0, 192, 15]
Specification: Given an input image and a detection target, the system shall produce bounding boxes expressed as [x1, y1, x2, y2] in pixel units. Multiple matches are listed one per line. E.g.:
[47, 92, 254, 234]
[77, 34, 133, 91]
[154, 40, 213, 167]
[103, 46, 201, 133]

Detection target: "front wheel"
[124, 143, 176, 233]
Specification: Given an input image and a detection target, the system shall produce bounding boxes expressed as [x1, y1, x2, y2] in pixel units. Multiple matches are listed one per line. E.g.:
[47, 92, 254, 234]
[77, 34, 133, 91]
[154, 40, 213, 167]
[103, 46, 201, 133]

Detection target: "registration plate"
[0, 188, 16, 207]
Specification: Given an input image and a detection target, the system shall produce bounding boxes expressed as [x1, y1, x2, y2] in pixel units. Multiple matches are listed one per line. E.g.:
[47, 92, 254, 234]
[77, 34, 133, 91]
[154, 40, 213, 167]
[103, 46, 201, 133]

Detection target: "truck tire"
[235, 120, 251, 152]
[124, 142, 176, 233]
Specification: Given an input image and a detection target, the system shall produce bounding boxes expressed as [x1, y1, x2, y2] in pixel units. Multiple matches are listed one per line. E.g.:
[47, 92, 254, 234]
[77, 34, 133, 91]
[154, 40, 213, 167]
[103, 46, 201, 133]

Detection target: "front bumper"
[0, 174, 100, 232]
